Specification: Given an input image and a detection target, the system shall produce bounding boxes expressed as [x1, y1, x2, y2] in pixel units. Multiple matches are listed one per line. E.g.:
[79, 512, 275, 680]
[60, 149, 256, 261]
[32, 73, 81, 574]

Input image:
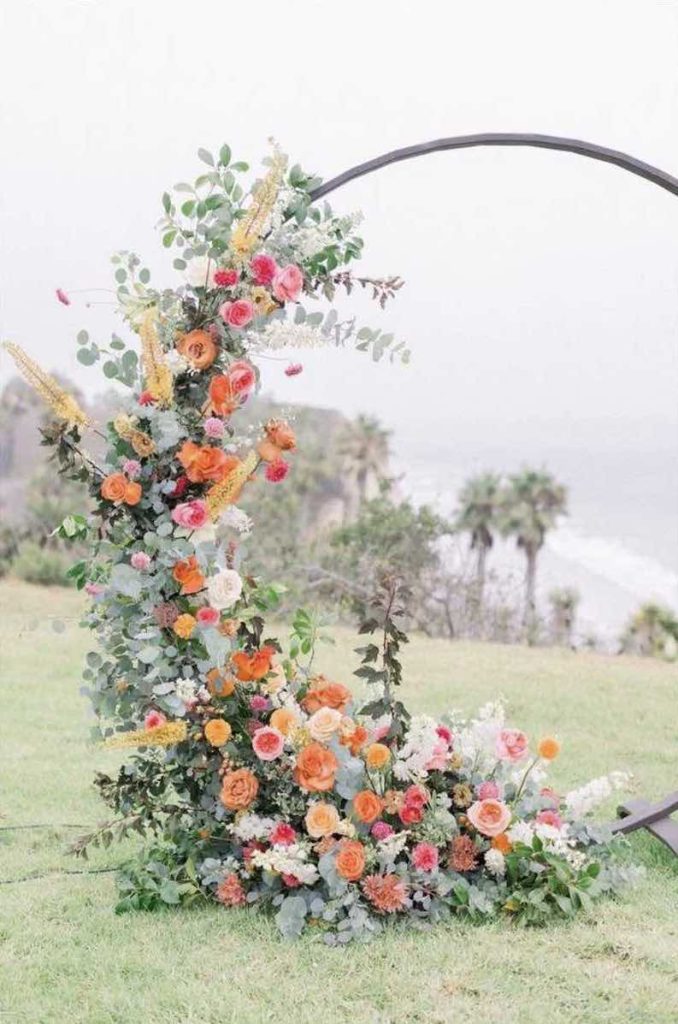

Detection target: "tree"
[337, 415, 391, 518]
[499, 469, 567, 644]
[453, 472, 502, 619]
[548, 586, 580, 647]
[620, 602, 678, 659]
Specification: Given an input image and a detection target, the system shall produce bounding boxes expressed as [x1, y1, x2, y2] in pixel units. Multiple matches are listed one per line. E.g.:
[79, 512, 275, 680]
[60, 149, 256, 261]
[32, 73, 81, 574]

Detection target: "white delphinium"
[231, 814, 275, 843]
[393, 715, 441, 781]
[249, 320, 329, 352]
[484, 848, 506, 877]
[219, 505, 253, 537]
[377, 830, 410, 867]
[250, 844, 319, 885]
[454, 700, 506, 770]
[565, 771, 632, 819]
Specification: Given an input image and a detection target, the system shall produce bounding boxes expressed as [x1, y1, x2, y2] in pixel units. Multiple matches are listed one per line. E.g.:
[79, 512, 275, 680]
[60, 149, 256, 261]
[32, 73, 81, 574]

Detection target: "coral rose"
[302, 676, 352, 714]
[305, 801, 341, 838]
[538, 736, 561, 761]
[177, 441, 236, 484]
[353, 790, 383, 824]
[307, 706, 343, 743]
[496, 728, 528, 763]
[204, 718, 232, 746]
[269, 707, 298, 736]
[173, 613, 196, 640]
[335, 839, 365, 881]
[294, 742, 338, 793]
[231, 645, 276, 682]
[101, 472, 139, 505]
[220, 767, 259, 810]
[365, 743, 391, 770]
[467, 798, 512, 837]
[172, 555, 205, 595]
[272, 264, 303, 303]
[176, 329, 218, 370]
[252, 726, 284, 761]
[206, 667, 236, 697]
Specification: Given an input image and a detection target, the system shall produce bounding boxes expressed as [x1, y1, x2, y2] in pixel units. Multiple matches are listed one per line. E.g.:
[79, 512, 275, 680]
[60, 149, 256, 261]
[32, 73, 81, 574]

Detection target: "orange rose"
[294, 742, 338, 793]
[353, 790, 383, 824]
[305, 801, 341, 838]
[176, 329, 218, 370]
[177, 441, 237, 484]
[256, 438, 283, 463]
[173, 613, 196, 639]
[172, 555, 205, 595]
[204, 718, 232, 746]
[206, 667, 236, 698]
[265, 419, 296, 451]
[302, 676, 352, 714]
[270, 707, 298, 736]
[101, 473, 128, 504]
[231, 646, 276, 682]
[124, 481, 142, 505]
[208, 375, 238, 417]
[365, 743, 391, 770]
[220, 767, 259, 810]
[537, 737, 561, 761]
[335, 839, 366, 881]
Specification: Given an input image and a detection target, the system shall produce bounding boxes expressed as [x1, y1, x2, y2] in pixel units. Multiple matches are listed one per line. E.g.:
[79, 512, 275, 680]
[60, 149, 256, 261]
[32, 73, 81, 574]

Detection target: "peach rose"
[294, 742, 338, 793]
[335, 839, 366, 881]
[177, 441, 237, 484]
[353, 790, 383, 824]
[365, 743, 391, 770]
[172, 555, 205, 595]
[256, 438, 283, 463]
[204, 718, 232, 746]
[305, 801, 341, 838]
[220, 767, 259, 810]
[302, 676, 352, 714]
[173, 613, 197, 640]
[272, 264, 303, 303]
[176, 329, 218, 370]
[307, 706, 343, 743]
[466, 798, 512, 837]
[101, 473, 129, 505]
[269, 707, 298, 736]
[206, 667, 236, 698]
[123, 480, 142, 505]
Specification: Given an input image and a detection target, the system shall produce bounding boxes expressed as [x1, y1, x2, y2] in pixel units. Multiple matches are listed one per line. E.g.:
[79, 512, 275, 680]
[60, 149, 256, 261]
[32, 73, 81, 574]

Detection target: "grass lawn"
[1, 578, 677, 1024]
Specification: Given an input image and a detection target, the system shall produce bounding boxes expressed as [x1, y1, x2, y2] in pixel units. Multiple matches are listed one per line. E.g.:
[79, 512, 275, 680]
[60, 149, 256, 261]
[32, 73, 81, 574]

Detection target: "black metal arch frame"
[309, 133, 678, 202]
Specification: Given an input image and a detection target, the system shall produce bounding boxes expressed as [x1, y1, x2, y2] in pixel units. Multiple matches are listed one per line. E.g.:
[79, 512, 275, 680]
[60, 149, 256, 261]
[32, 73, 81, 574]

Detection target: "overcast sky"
[1, 0, 677, 452]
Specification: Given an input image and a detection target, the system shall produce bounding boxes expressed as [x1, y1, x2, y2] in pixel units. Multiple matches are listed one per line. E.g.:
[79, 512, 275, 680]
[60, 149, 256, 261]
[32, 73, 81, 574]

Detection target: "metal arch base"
[308, 133, 678, 202]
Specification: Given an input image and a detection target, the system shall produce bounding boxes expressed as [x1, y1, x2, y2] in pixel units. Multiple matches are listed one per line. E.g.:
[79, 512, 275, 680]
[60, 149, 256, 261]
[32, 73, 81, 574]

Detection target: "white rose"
[206, 568, 243, 610]
[185, 256, 216, 290]
[307, 706, 343, 742]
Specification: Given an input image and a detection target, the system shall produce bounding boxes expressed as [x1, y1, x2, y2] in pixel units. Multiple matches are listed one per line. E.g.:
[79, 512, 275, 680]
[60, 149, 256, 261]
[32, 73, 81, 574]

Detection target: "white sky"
[1, 0, 677, 450]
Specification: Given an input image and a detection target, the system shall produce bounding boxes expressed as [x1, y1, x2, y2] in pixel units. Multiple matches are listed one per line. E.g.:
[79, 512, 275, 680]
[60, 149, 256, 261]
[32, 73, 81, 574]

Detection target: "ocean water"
[391, 433, 678, 644]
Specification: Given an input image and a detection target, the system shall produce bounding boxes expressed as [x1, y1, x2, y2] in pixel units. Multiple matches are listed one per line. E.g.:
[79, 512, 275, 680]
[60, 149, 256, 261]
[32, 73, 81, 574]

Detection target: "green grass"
[1, 578, 677, 1024]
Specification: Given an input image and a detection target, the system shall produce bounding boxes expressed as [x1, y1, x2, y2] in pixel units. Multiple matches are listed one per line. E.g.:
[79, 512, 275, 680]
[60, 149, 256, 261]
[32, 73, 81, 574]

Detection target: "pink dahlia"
[249, 694, 270, 713]
[362, 873, 408, 914]
[214, 268, 239, 288]
[412, 842, 439, 872]
[370, 821, 394, 841]
[122, 459, 142, 479]
[203, 417, 225, 439]
[216, 873, 246, 907]
[130, 551, 151, 571]
[284, 362, 303, 377]
[270, 822, 296, 847]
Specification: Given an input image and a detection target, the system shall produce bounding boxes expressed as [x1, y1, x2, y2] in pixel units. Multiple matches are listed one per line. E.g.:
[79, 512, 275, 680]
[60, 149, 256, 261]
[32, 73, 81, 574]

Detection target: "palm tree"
[499, 469, 567, 643]
[338, 415, 391, 520]
[454, 472, 502, 614]
[548, 586, 580, 647]
[620, 602, 678, 658]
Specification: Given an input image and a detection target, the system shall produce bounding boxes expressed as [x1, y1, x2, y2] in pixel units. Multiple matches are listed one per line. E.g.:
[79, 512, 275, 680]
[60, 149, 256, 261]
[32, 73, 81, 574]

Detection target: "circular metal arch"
[309, 133, 678, 202]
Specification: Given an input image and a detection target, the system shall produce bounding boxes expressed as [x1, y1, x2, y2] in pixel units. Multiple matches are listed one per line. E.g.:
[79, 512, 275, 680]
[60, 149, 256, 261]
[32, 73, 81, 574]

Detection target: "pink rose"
[370, 821, 394, 841]
[477, 780, 500, 800]
[412, 842, 439, 872]
[122, 459, 141, 479]
[203, 417, 225, 439]
[404, 785, 428, 810]
[219, 299, 254, 329]
[398, 804, 423, 825]
[496, 728, 528, 762]
[130, 551, 151, 571]
[252, 725, 284, 761]
[196, 607, 220, 627]
[228, 359, 256, 395]
[272, 264, 303, 303]
[250, 253, 278, 285]
[425, 740, 449, 771]
[536, 809, 563, 829]
[467, 799, 512, 837]
[144, 710, 167, 731]
[171, 499, 208, 530]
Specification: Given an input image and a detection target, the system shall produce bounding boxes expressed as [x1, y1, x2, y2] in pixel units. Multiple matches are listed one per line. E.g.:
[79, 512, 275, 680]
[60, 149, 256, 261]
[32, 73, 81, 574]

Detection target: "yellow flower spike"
[104, 721, 187, 749]
[138, 308, 174, 407]
[2, 342, 90, 429]
[206, 449, 258, 522]
[229, 147, 287, 259]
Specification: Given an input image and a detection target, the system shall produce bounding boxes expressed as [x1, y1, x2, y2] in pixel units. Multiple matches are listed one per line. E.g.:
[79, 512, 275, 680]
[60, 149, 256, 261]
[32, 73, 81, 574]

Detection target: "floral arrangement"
[4, 142, 637, 943]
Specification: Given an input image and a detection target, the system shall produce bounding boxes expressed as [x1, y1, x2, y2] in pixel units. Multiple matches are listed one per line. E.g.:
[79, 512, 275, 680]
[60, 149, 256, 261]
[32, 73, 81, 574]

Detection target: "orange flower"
[353, 790, 383, 824]
[173, 613, 196, 639]
[340, 722, 369, 756]
[294, 742, 338, 793]
[362, 873, 408, 913]
[231, 646, 276, 682]
[256, 438, 283, 463]
[335, 839, 366, 881]
[204, 718, 232, 746]
[177, 441, 237, 484]
[302, 676, 352, 714]
[220, 767, 259, 810]
[219, 618, 239, 638]
[265, 419, 296, 451]
[365, 743, 391, 770]
[491, 833, 513, 854]
[101, 472, 141, 505]
[207, 667, 236, 698]
[208, 374, 239, 417]
[176, 329, 218, 370]
[270, 707, 298, 736]
[172, 555, 205, 595]
[537, 736, 561, 761]
[124, 480, 142, 505]
[305, 801, 341, 838]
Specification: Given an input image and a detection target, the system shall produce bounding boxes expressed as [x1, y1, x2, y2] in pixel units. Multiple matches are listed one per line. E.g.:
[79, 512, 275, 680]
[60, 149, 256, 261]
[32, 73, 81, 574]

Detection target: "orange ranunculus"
[365, 743, 391, 770]
[537, 736, 561, 761]
[204, 718, 232, 746]
[172, 555, 205, 595]
[231, 645, 276, 682]
[335, 840, 366, 881]
[101, 473, 129, 504]
[294, 742, 338, 793]
[269, 707, 298, 737]
[340, 722, 369, 756]
[176, 329, 218, 370]
[265, 419, 296, 451]
[173, 613, 196, 639]
[491, 832, 513, 854]
[206, 667, 236, 698]
[353, 790, 383, 824]
[305, 801, 341, 838]
[177, 441, 237, 484]
[208, 374, 238, 417]
[220, 767, 259, 810]
[302, 676, 352, 715]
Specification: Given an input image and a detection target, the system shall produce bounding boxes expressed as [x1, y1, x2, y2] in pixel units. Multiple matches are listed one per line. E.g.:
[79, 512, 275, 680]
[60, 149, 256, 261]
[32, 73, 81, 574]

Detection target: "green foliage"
[116, 845, 203, 914]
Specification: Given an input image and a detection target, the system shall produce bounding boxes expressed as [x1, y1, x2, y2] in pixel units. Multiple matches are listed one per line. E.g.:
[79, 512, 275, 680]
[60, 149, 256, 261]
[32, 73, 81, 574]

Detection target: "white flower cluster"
[249, 320, 329, 352]
[284, 211, 363, 261]
[231, 813, 274, 842]
[484, 848, 506, 877]
[393, 715, 441, 781]
[175, 678, 198, 703]
[250, 843, 320, 886]
[219, 505, 253, 537]
[453, 700, 506, 770]
[565, 771, 632, 819]
[377, 830, 410, 867]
